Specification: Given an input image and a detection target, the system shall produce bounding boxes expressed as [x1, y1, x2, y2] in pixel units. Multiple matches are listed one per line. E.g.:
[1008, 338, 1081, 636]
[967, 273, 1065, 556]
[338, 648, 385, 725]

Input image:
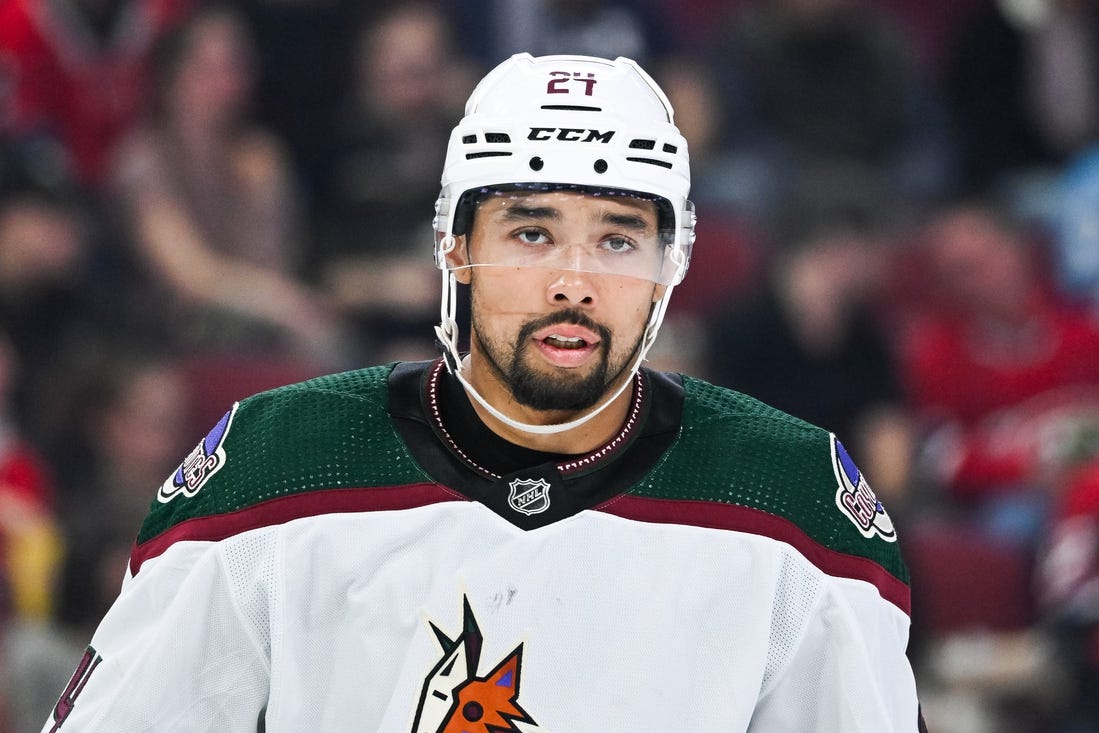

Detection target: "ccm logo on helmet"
[528, 127, 615, 143]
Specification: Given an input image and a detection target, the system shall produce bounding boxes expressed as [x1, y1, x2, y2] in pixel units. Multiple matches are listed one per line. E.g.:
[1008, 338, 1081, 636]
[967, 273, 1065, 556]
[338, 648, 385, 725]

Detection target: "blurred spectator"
[0, 0, 192, 187]
[0, 328, 61, 626]
[901, 203, 1099, 548]
[1052, 142, 1099, 308]
[0, 329, 69, 733]
[51, 351, 190, 570]
[450, 0, 670, 68]
[654, 53, 774, 234]
[308, 2, 475, 362]
[708, 0, 955, 227]
[942, 0, 1099, 198]
[0, 61, 87, 729]
[648, 54, 766, 373]
[109, 4, 349, 366]
[1036, 461, 1099, 732]
[4, 352, 191, 733]
[1, 50, 75, 211]
[235, 0, 365, 179]
[0, 171, 131, 449]
[706, 214, 915, 506]
[3, 354, 188, 733]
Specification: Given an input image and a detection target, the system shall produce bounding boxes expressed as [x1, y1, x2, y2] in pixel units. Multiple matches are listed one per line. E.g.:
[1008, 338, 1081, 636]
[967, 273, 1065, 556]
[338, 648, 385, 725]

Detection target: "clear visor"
[438, 188, 691, 286]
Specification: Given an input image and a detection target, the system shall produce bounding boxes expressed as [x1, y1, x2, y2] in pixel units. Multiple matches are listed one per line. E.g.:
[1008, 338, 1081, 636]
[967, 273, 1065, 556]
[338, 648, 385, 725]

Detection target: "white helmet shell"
[435, 52, 694, 284]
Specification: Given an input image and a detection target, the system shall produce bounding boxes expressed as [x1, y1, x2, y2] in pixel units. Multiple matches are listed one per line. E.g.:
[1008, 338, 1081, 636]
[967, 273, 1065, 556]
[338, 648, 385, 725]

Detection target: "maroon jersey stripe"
[130, 483, 466, 575]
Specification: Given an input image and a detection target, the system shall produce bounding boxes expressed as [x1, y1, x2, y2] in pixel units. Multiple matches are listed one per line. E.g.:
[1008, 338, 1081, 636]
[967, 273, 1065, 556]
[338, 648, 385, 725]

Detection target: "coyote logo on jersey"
[411, 597, 536, 733]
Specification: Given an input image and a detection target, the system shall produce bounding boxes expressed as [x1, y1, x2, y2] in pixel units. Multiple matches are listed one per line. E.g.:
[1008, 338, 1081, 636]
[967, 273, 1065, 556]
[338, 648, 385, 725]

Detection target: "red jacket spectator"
[0, 0, 191, 186]
[902, 204, 1099, 497]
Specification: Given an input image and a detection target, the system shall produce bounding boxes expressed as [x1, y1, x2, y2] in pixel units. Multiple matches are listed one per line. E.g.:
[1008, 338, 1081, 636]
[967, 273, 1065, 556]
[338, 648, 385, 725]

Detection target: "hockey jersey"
[43, 359, 922, 732]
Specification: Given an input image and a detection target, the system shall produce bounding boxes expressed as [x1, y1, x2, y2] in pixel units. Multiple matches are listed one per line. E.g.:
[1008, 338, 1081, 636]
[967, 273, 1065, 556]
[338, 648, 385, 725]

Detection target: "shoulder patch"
[157, 403, 238, 503]
[832, 435, 896, 542]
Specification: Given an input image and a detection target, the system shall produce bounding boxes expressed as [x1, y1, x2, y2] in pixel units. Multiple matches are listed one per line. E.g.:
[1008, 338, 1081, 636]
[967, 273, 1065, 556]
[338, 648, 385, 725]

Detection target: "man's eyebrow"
[601, 211, 652, 231]
[495, 202, 653, 230]
[499, 204, 561, 221]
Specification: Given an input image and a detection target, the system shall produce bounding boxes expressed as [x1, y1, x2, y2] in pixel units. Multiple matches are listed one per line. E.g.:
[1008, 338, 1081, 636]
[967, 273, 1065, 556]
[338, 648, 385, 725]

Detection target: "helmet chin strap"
[434, 265, 675, 436]
[449, 355, 635, 435]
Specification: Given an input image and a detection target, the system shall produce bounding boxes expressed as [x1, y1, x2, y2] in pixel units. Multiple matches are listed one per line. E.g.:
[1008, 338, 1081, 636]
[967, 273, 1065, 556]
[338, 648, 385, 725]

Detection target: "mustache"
[516, 308, 612, 345]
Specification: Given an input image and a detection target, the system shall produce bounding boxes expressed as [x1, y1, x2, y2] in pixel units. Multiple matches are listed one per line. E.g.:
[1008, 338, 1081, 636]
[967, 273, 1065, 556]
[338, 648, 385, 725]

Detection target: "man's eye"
[601, 237, 636, 254]
[516, 229, 550, 245]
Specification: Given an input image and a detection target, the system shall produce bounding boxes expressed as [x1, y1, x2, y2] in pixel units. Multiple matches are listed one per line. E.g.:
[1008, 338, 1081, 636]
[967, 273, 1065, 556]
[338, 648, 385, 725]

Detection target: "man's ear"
[652, 283, 667, 303]
[445, 234, 472, 284]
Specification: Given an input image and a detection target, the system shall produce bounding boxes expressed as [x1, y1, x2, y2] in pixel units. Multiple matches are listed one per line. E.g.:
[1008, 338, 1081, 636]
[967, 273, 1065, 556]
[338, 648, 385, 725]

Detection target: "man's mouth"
[543, 333, 589, 350]
[533, 324, 601, 347]
[530, 323, 602, 367]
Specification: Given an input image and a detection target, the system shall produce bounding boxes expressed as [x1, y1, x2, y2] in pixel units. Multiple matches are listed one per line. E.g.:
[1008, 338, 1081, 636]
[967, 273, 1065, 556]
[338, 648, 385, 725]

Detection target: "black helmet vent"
[540, 105, 602, 112]
[626, 156, 673, 169]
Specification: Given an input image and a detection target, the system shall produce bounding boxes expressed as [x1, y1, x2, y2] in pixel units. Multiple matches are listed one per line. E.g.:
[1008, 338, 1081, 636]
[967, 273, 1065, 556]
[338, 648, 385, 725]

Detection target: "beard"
[474, 308, 637, 412]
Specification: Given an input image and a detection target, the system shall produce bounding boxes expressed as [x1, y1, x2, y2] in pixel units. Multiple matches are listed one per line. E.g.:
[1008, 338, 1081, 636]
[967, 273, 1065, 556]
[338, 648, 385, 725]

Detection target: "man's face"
[451, 190, 664, 413]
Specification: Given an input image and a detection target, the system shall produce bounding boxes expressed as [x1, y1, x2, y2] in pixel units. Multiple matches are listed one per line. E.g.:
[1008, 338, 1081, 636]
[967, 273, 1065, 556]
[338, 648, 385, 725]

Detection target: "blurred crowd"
[1, 0, 1099, 730]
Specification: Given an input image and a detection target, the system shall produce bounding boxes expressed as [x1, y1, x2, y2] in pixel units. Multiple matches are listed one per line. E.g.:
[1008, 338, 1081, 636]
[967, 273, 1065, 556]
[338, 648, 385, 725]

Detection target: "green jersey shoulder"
[632, 375, 905, 582]
[137, 364, 425, 544]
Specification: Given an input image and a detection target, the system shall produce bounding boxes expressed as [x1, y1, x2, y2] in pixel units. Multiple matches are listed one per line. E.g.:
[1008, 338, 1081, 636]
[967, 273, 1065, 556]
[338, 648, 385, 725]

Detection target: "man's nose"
[546, 267, 596, 306]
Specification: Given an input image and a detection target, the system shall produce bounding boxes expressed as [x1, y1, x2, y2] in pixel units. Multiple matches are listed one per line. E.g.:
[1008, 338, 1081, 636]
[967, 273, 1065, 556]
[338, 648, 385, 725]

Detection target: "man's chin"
[508, 357, 607, 413]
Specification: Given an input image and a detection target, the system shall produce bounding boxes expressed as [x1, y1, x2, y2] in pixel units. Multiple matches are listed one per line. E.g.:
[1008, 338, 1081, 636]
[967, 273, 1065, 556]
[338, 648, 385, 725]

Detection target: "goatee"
[502, 310, 614, 412]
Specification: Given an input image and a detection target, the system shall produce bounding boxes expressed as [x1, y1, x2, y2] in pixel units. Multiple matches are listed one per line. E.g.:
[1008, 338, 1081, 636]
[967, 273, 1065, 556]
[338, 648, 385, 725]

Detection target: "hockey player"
[43, 53, 926, 731]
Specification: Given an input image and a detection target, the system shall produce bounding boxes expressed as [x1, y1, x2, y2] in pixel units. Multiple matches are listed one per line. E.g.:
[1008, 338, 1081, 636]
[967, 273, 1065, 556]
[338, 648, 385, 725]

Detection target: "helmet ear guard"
[432, 53, 696, 435]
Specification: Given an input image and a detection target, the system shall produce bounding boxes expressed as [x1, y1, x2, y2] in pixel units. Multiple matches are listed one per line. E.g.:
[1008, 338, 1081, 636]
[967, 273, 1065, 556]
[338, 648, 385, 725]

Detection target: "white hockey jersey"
[43, 360, 925, 732]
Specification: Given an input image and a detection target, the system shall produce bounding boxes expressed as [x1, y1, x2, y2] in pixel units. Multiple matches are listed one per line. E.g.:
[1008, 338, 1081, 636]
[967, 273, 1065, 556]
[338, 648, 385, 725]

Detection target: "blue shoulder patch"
[832, 435, 897, 542]
[157, 403, 238, 503]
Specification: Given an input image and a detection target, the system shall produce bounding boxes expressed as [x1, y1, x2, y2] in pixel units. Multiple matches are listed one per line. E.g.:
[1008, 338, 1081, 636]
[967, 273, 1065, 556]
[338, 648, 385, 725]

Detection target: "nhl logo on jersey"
[831, 435, 897, 542]
[157, 403, 238, 503]
[508, 477, 551, 516]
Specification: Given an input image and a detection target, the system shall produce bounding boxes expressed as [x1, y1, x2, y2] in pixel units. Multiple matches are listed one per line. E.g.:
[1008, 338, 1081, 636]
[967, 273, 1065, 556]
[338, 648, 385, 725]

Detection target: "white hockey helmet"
[433, 53, 695, 434]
